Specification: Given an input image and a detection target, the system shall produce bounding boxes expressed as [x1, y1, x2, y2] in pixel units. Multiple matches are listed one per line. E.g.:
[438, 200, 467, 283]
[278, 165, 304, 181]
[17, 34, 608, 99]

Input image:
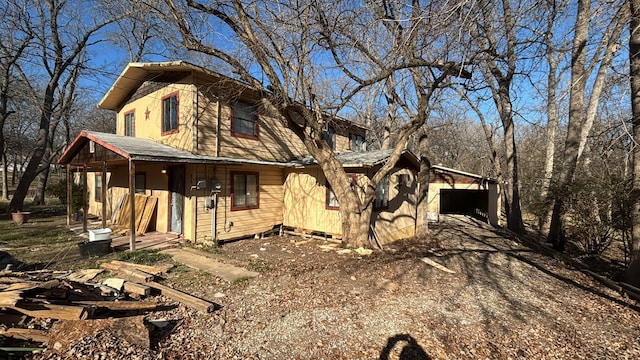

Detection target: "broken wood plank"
[109, 260, 171, 276]
[9, 302, 88, 320]
[72, 300, 158, 311]
[123, 281, 150, 297]
[0, 291, 23, 306]
[0, 328, 49, 343]
[147, 281, 215, 313]
[63, 269, 103, 283]
[420, 257, 456, 274]
[99, 263, 154, 283]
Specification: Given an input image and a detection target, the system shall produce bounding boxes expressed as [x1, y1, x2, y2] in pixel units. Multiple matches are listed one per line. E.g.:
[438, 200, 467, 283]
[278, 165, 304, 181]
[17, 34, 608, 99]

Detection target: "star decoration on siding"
[145, 107, 150, 120]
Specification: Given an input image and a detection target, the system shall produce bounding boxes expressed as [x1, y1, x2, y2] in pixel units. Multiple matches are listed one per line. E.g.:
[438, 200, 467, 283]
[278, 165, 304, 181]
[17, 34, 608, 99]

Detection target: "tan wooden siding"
[193, 86, 219, 156]
[192, 164, 284, 243]
[118, 81, 196, 153]
[217, 102, 307, 162]
[283, 168, 342, 236]
[371, 168, 418, 244]
[284, 167, 419, 243]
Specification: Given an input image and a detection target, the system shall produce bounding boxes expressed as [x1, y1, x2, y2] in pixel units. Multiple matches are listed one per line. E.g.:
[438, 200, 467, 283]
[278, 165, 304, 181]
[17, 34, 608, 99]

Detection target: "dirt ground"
[27, 215, 640, 359]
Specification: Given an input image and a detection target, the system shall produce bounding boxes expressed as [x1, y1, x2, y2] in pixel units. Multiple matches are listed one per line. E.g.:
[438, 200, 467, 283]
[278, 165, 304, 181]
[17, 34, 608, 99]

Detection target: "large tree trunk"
[9, 84, 54, 211]
[547, 0, 590, 251]
[626, 0, 640, 287]
[499, 88, 525, 234]
[415, 127, 430, 237]
[539, 2, 560, 232]
[32, 166, 50, 205]
[547, 0, 628, 250]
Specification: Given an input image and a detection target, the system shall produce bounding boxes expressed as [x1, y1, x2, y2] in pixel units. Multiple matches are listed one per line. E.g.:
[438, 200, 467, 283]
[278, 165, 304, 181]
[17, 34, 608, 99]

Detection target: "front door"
[168, 166, 185, 234]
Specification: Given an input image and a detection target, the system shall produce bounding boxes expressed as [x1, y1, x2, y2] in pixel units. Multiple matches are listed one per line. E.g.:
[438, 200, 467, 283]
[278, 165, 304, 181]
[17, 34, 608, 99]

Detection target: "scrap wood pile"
[110, 193, 158, 236]
[0, 261, 217, 357]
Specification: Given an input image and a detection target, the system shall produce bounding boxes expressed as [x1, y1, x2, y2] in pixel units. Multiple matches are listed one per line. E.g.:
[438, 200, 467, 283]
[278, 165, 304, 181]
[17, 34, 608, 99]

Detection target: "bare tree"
[162, 0, 469, 246]
[547, 0, 628, 250]
[8, 0, 121, 211]
[627, 0, 640, 286]
[0, 1, 33, 200]
[460, 0, 536, 234]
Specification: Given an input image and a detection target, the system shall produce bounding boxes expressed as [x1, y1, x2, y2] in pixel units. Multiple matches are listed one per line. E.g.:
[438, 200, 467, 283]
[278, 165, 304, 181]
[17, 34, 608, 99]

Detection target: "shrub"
[47, 179, 84, 212]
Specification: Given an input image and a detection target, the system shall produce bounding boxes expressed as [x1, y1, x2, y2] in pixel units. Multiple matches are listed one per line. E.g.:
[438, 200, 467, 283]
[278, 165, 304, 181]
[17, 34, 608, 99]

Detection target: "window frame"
[350, 133, 364, 152]
[95, 172, 103, 203]
[135, 172, 146, 194]
[374, 175, 390, 210]
[161, 92, 179, 135]
[124, 110, 135, 136]
[230, 100, 259, 140]
[325, 173, 356, 210]
[230, 171, 260, 211]
[323, 126, 335, 150]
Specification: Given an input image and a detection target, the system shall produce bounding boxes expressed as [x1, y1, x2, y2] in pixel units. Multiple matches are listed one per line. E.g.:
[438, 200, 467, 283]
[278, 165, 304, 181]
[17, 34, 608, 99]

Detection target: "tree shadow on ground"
[379, 334, 430, 360]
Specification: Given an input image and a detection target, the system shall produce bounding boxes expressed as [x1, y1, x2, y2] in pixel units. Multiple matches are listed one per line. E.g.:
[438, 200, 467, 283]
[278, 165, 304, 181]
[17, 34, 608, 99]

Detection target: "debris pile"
[0, 261, 217, 358]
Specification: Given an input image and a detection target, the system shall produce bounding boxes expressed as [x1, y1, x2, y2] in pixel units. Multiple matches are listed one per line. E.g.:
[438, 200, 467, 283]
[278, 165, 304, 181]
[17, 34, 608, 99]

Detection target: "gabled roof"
[57, 131, 294, 167]
[98, 61, 235, 111]
[296, 149, 420, 169]
[431, 164, 498, 183]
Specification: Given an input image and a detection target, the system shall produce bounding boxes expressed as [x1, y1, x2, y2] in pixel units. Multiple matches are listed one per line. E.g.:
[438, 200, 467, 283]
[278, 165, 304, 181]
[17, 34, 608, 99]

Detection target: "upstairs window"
[124, 111, 135, 136]
[162, 92, 179, 134]
[350, 133, 364, 151]
[323, 126, 335, 150]
[231, 101, 258, 139]
[374, 175, 389, 210]
[231, 171, 259, 210]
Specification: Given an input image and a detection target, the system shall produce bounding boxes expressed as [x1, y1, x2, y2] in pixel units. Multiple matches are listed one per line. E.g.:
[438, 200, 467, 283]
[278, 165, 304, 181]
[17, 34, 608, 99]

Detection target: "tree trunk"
[415, 127, 430, 237]
[495, 82, 524, 234]
[32, 165, 50, 205]
[626, 0, 640, 286]
[9, 83, 53, 212]
[547, 0, 590, 251]
[1, 151, 7, 200]
[540, 3, 559, 232]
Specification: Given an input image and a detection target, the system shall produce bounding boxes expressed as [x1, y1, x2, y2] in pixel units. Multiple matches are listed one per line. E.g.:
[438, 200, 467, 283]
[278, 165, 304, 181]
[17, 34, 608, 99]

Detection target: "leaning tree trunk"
[32, 165, 50, 205]
[626, 0, 640, 287]
[9, 84, 54, 212]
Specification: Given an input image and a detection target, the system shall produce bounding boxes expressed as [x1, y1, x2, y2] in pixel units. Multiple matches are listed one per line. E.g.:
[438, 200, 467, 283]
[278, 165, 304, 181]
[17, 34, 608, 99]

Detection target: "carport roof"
[431, 165, 498, 183]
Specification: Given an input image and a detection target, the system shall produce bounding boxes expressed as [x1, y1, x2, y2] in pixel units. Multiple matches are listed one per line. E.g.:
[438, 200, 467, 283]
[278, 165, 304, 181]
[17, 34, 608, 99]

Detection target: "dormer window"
[231, 101, 258, 139]
[350, 133, 364, 152]
[323, 126, 335, 150]
[162, 92, 179, 135]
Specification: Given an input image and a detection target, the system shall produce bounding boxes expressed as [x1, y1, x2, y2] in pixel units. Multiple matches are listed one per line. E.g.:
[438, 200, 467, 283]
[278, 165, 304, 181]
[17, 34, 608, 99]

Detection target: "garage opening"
[440, 189, 489, 221]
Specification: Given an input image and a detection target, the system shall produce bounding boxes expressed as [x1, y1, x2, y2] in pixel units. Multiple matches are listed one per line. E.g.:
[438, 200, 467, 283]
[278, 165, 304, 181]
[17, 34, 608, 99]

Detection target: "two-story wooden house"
[58, 61, 427, 246]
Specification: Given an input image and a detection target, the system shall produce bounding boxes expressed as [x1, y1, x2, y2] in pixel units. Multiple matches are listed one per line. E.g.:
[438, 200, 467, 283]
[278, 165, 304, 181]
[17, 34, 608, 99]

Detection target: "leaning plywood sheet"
[137, 196, 157, 235]
[110, 194, 126, 224]
[133, 195, 149, 231]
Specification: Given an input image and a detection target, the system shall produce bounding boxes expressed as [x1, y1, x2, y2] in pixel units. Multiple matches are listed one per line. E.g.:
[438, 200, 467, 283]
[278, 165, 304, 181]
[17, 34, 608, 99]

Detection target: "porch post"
[128, 159, 136, 251]
[101, 161, 107, 229]
[82, 165, 88, 233]
[66, 165, 72, 226]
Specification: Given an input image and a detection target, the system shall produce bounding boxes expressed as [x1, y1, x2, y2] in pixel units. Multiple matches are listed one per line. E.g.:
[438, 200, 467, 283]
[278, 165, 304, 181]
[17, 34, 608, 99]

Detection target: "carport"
[427, 165, 499, 226]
